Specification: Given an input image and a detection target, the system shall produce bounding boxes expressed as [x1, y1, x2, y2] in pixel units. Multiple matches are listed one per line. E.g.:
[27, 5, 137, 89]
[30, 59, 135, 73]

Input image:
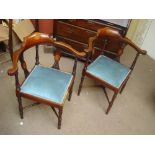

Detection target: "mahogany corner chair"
[78, 27, 147, 114]
[7, 32, 86, 129]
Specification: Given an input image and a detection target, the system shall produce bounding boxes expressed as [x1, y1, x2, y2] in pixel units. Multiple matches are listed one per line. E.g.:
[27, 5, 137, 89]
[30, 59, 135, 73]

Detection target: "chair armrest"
[54, 41, 86, 58]
[141, 50, 147, 55]
[8, 67, 17, 76]
[7, 48, 21, 76]
[124, 38, 147, 55]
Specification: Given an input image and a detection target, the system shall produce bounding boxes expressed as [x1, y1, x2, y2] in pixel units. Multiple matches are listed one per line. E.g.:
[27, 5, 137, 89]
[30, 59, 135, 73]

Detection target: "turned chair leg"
[120, 76, 130, 94]
[78, 74, 85, 96]
[68, 84, 73, 101]
[68, 90, 73, 101]
[106, 92, 118, 115]
[120, 81, 128, 94]
[17, 96, 23, 119]
[58, 107, 63, 129]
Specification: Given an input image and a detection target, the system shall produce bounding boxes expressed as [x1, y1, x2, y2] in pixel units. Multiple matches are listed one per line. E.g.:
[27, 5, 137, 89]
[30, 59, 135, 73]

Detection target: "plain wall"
[141, 20, 155, 60]
[126, 19, 155, 60]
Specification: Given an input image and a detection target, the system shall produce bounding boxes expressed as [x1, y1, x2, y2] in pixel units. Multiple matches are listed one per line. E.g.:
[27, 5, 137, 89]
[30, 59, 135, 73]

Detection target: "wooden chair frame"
[8, 32, 86, 129]
[78, 27, 147, 114]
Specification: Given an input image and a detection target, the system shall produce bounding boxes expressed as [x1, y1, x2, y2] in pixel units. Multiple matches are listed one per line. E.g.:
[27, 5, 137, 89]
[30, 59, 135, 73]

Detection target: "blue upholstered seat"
[21, 65, 73, 104]
[87, 55, 131, 89]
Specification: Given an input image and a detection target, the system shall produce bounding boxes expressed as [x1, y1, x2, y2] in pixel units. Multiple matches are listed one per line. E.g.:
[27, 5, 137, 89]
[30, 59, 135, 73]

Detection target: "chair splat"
[52, 49, 62, 70]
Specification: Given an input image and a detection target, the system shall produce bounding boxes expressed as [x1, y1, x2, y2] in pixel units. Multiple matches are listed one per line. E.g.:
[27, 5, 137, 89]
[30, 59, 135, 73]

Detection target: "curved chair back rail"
[8, 32, 86, 76]
[86, 27, 147, 59]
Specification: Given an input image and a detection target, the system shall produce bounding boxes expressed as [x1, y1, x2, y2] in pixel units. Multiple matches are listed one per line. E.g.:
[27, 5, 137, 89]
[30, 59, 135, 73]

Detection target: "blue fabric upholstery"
[87, 55, 131, 89]
[21, 65, 73, 104]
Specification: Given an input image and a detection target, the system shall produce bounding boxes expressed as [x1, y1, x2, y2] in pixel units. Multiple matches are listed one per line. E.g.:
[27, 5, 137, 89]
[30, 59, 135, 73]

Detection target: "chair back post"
[84, 35, 96, 66]
[101, 39, 108, 55]
[14, 71, 20, 93]
[19, 53, 29, 78]
[68, 56, 78, 93]
[130, 52, 140, 71]
[85, 36, 96, 62]
[82, 51, 92, 76]
[116, 42, 127, 61]
[72, 56, 78, 78]
[35, 44, 39, 65]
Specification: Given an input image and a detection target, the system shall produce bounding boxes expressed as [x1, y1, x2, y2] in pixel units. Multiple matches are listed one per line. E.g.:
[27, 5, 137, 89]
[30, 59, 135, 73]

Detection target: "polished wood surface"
[53, 19, 131, 60]
[55, 21, 96, 44]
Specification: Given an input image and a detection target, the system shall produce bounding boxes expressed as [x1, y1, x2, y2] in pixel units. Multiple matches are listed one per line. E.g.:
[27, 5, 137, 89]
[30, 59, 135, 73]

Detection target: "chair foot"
[68, 83, 73, 101]
[78, 74, 85, 96]
[58, 107, 63, 129]
[120, 82, 127, 94]
[106, 104, 112, 115]
[68, 90, 72, 101]
[77, 89, 81, 96]
[20, 112, 23, 119]
[105, 92, 118, 115]
[17, 96, 23, 119]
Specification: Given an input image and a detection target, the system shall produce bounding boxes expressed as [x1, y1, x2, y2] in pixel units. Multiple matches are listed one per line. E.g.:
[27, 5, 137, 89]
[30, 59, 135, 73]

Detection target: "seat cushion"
[21, 65, 73, 104]
[87, 55, 131, 89]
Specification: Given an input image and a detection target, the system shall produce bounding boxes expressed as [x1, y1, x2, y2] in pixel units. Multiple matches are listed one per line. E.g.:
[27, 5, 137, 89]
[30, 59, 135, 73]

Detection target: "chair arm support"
[85, 36, 97, 54]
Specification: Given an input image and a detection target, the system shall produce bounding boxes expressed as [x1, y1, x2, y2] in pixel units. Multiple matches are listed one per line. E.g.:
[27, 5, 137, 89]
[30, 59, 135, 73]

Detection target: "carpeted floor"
[0, 45, 155, 134]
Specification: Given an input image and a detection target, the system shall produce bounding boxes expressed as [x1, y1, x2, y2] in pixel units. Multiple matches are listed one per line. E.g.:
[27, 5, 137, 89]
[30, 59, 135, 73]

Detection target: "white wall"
[127, 19, 155, 60]
[141, 20, 155, 60]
